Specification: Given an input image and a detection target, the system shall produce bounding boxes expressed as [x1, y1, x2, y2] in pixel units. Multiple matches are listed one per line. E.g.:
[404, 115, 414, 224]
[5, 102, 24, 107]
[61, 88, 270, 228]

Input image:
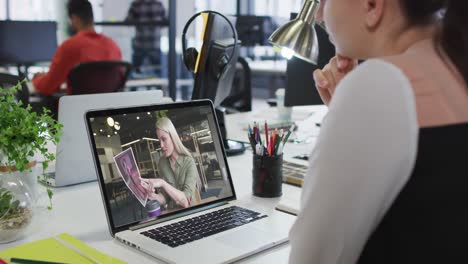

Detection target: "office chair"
[0, 73, 29, 106]
[221, 57, 252, 113]
[68, 61, 132, 95]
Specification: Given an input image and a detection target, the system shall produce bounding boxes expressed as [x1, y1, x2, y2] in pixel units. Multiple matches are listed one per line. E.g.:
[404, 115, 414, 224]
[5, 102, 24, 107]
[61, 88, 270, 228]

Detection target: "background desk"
[26, 78, 193, 97]
[0, 105, 326, 263]
[247, 60, 287, 98]
[247, 60, 287, 75]
[125, 78, 193, 96]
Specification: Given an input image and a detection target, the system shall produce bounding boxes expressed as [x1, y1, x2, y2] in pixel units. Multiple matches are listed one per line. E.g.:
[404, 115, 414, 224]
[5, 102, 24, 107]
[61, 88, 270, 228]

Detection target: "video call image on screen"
[89, 105, 233, 227]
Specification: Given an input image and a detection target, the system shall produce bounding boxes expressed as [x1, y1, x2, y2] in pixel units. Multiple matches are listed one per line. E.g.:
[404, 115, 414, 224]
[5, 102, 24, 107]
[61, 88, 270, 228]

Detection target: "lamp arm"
[298, 0, 321, 25]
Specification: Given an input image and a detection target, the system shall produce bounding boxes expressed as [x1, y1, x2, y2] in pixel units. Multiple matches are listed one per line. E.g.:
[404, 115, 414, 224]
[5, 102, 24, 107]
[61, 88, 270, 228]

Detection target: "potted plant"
[0, 83, 62, 243]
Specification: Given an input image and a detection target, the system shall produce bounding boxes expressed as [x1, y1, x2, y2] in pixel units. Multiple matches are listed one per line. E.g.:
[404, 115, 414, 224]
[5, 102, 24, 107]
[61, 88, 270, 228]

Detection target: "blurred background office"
[0, 0, 331, 112]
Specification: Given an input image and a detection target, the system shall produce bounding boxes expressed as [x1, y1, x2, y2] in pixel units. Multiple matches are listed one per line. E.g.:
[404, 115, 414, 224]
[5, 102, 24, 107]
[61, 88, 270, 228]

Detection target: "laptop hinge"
[129, 201, 229, 231]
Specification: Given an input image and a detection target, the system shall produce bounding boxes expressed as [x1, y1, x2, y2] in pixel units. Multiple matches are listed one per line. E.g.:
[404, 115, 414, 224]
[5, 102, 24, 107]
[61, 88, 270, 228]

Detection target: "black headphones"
[182, 10, 238, 80]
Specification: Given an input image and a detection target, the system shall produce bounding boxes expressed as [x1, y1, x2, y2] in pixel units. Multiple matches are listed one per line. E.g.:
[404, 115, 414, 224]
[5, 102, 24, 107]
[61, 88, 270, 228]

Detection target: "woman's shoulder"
[180, 154, 196, 166]
[379, 54, 424, 83]
[355, 59, 408, 79]
[338, 59, 413, 97]
[331, 59, 417, 122]
[378, 39, 438, 84]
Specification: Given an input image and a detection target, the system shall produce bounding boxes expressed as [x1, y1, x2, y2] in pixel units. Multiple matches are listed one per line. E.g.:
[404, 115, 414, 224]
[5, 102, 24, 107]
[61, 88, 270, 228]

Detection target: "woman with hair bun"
[290, 0, 468, 263]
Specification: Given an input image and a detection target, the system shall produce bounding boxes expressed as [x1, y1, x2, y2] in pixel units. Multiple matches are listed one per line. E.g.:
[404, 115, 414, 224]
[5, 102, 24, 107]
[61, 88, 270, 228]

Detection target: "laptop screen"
[85, 100, 236, 233]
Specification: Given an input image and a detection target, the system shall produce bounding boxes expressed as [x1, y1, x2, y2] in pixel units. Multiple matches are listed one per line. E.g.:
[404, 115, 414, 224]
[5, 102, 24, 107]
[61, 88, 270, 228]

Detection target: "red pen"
[265, 121, 269, 154]
[268, 134, 273, 156]
[271, 129, 278, 156]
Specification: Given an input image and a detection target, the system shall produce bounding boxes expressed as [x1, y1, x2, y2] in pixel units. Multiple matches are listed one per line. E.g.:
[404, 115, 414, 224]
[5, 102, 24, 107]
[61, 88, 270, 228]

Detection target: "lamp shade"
[268, 0, 321, 64]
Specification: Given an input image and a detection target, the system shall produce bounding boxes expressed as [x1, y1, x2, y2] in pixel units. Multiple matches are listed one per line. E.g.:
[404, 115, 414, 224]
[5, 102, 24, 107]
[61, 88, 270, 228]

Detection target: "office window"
[253, 0, 302, 18]
[9, 0, 56, 20]
[188, 0, 237, 54]
[195, 0, 236, 15]
[0, 0, 5, 20]
[7, 0, 102, 21]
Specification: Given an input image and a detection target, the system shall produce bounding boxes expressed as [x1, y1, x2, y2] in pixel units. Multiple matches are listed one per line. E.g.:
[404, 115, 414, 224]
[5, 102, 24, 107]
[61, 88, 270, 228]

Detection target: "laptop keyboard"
[140, 206, 268, 248]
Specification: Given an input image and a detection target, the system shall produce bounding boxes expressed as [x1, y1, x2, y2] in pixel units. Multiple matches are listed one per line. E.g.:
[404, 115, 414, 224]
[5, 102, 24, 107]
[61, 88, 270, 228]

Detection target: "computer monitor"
[191, 13, 238, 107]
[235, 15, 274, 47]
[190, 12, 244, 155]
[192, 39, 238, 107]
[0, 21, 57, 65]
[284, 13, 335, 107]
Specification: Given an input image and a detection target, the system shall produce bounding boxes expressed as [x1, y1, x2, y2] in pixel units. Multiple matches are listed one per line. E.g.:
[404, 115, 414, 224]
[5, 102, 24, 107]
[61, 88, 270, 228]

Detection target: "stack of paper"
[275, 185, 302, 215]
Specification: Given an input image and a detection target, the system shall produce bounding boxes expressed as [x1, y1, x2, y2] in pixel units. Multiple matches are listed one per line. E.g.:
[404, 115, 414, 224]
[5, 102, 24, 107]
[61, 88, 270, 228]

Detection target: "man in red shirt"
[32, 0, 122, 95]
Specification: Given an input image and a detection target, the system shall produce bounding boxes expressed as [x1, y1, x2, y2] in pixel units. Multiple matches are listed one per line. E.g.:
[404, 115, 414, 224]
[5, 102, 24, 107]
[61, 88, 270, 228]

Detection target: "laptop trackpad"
[215, 227, 277, 250]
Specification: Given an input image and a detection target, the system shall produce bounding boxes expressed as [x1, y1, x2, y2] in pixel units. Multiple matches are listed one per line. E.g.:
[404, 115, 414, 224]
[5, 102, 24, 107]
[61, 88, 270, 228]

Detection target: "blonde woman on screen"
[289, 0, 468, 263]
[141, 117, 198, 209]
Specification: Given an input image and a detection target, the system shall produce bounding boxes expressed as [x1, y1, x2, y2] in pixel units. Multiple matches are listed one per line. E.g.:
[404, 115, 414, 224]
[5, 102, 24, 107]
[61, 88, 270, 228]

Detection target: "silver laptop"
[49, 90, 163, 187]
[84, 100, 295, 264]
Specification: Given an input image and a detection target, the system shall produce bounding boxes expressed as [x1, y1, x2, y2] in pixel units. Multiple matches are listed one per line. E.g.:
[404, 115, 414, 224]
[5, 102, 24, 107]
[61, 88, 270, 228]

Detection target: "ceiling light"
[107, 117, 115, 127]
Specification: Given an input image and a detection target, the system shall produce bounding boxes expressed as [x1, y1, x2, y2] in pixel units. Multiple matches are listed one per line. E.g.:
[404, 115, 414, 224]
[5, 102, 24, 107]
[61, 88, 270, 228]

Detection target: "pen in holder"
[252, 154, 283, 198]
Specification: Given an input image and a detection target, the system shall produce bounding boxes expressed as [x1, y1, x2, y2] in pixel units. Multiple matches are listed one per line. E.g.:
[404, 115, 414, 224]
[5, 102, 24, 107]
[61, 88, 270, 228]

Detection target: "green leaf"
[11, 200, 19, 210]
[0, 83, 61, 212]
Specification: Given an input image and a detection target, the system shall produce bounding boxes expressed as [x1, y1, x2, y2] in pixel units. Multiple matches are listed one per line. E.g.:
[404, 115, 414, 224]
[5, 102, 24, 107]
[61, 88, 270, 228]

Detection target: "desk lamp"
[268, 0, 322, 64]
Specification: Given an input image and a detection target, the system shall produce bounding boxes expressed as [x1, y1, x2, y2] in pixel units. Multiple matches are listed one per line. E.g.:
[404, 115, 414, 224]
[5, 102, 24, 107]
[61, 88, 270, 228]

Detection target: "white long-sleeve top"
[288, 59, 419, 264]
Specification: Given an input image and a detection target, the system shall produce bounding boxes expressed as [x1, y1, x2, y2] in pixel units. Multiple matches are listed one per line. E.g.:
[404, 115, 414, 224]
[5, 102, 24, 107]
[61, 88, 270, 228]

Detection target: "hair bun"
[440, 0, 468, 85]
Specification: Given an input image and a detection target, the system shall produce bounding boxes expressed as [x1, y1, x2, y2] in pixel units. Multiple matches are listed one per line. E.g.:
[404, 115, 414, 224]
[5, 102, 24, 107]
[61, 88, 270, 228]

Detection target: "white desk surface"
[226, 105, 327, 167]
[0, 105, 327, 263]
[125, 78, 193, 88]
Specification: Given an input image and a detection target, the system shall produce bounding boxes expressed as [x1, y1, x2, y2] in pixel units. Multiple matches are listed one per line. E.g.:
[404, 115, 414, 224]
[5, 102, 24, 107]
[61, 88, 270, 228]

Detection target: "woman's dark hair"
[67, 0, 94, 25]
[400, 0, 468, 86]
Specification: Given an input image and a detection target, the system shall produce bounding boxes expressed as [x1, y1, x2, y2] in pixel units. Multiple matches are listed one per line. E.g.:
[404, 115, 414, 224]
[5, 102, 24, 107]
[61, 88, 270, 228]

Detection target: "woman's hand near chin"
[313, 55, 358, 105]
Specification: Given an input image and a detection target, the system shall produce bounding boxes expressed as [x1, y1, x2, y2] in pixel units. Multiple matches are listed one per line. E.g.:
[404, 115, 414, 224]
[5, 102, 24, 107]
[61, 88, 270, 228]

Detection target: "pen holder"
[252, 154, 283, 198]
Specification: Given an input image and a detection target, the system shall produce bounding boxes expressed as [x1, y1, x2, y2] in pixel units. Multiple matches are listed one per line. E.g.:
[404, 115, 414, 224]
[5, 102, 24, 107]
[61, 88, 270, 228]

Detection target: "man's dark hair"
[67, 0, 94, 25]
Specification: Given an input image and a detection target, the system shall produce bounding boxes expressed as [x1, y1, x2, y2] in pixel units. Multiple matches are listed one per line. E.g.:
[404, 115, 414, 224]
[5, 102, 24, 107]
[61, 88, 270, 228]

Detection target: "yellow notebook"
[0, 233, 126, 264]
